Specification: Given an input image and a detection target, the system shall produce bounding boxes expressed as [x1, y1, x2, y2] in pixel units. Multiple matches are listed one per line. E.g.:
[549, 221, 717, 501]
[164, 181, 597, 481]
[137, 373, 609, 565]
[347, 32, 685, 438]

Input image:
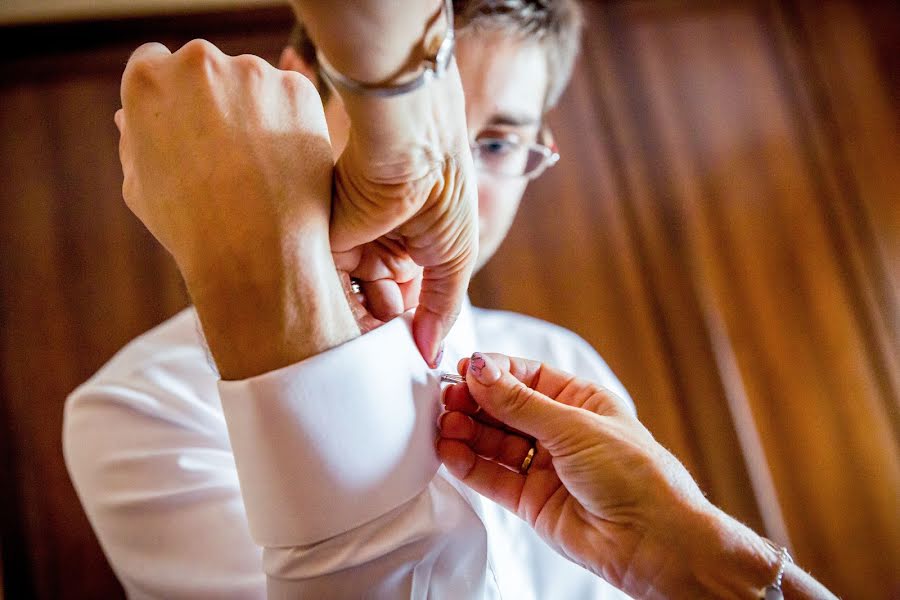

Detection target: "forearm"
[118, 40, 361, 381]
[290, 0, 467, 178]
[685, 507, 837, 600]
[622, 503, 837, 600]
[187, 229, 359, 381]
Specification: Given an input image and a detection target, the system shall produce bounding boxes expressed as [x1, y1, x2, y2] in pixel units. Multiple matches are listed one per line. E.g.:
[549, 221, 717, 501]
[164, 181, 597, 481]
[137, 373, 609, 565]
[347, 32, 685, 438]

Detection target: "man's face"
[287, 31, 550, 273]
[456, 32, 549, 271]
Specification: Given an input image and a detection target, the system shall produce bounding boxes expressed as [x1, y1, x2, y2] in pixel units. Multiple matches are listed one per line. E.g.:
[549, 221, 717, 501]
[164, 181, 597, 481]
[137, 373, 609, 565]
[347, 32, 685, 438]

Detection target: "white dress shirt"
[64, 299, 634, 599]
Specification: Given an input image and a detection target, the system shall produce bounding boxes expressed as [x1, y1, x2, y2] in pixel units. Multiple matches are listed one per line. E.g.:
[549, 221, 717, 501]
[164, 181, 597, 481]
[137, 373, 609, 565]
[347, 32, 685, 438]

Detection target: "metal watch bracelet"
[315, 0, 455, 98]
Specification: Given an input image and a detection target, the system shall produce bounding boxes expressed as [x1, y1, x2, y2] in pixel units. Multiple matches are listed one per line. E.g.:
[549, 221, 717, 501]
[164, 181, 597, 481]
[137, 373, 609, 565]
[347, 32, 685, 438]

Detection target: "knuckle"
[122, 57, 158, 95]
[289, 70, 318, 97]
[284, 71, 322, 109]
[233, 53, 268, 77]
[179, 38, 215, 59]
[578, 381, 629, 416]
[124, 42, 166, 76]
[128, 41, 169, 61]
[504, 381, 535, 415]
[599, 387, 631, 415]
[177, 39, 221, 70]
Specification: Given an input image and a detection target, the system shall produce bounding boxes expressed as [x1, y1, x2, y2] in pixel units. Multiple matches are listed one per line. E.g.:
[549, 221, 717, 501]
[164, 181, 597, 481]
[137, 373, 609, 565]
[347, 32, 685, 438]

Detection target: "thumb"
[412, 255, 475, 367]
[463, 352, 582, 447]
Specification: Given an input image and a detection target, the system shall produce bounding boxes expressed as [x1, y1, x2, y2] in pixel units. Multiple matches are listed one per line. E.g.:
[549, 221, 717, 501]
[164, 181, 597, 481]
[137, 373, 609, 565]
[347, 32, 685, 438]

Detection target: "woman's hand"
[438, 352, 713, 596]
[437, 353, 837, 600]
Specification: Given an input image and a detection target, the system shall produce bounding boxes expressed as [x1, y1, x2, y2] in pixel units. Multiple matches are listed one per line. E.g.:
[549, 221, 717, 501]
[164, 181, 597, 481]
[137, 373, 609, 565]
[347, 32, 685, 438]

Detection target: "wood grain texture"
[0, 8, 293, 598]
[0, 1, 897, 598]
[473, 1, 898, 597]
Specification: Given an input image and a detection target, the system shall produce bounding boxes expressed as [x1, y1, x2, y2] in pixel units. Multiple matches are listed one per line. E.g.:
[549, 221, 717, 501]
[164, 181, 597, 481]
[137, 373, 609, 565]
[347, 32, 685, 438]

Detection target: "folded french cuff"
[218, 312, 442, 547]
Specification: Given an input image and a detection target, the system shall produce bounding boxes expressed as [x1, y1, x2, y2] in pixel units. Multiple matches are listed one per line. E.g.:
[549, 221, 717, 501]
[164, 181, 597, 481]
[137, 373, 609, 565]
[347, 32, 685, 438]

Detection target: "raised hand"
[294, 0, 479, 367]
[117, 40, 358, 379]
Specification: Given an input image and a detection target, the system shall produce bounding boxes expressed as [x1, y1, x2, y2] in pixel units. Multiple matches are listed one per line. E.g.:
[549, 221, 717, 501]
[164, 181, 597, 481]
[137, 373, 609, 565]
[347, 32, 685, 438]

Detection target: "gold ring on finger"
[520, 446, 536, 474]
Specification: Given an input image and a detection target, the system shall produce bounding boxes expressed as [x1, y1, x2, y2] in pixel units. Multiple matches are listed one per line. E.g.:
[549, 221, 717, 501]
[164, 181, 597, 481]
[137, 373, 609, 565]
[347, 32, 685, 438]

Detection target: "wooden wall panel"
[473, 1, 899, 597]
[0, 8, 293, 598]
[0, 1, 896, 598]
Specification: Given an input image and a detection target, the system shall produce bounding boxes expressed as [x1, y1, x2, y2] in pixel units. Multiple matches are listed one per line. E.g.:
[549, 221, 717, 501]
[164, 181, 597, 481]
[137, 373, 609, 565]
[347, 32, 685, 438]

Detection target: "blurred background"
[0, 0, 897, 598]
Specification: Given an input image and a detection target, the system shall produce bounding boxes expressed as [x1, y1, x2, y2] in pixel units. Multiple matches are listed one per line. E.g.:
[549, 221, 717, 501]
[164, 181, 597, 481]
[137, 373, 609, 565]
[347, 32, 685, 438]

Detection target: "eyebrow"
[485, 112, 541, 128]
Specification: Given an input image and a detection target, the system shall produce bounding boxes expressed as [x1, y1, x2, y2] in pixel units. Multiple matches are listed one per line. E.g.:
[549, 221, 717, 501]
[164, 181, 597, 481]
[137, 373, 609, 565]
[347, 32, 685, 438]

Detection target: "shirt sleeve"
[219, 312, 490, 597]
[66, 311, 489, 599]
[218, 311, 443, 547]
[64, 374, 266, 599]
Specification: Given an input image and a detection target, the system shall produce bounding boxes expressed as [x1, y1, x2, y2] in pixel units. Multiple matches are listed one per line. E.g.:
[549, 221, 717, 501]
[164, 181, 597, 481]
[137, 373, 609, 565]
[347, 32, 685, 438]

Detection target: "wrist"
[687, 506, 779, 599]
[295, 0, 466, 167]
[186, 230, 359, 380]
[295, 0, 443, 86]
[616, 501, 777, 600]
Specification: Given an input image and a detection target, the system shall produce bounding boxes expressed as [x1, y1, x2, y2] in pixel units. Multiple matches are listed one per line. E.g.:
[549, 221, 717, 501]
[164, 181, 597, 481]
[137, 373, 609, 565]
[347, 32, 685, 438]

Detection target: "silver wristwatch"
[315, 0, 455, 98]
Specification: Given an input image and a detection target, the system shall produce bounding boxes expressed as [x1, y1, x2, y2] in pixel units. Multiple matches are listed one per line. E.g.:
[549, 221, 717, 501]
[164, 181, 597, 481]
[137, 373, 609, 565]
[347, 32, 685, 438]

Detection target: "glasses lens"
[523, 148, 551, 177]
[473, 139, 556, 178]
[474, 138, 530, 177]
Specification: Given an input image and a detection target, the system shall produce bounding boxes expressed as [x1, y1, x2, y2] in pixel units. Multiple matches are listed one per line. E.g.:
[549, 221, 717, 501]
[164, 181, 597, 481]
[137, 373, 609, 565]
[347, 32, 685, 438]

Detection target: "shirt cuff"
[218, 312, 441, 547]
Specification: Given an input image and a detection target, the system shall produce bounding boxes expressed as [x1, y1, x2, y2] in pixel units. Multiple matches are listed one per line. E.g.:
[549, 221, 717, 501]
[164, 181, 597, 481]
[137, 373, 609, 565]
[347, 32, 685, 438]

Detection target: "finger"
[459, 354, 630, 416]
[413, 254, 476, 367]
[436, 439, 525, 513]
[442, 382, 480, 413]
[361, 239, 417, 280]
[337, 271, 381, 334]
[438, 411, 534, 472]
[121, 42, 172, 106]
[442, 383, 507, 429]
[332, 247, 362, 273]
[459, 354, 565, 399]
[398, 275, 422, 312]
[361, 279, 404, 321]
[462, 352, 590, 450]
[128, 41, 172, 65]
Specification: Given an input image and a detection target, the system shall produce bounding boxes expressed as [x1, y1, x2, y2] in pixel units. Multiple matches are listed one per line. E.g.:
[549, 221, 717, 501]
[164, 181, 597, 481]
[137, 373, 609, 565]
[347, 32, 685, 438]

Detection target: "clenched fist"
[117, 40, 358, 379]
[118, 39, 334, 283]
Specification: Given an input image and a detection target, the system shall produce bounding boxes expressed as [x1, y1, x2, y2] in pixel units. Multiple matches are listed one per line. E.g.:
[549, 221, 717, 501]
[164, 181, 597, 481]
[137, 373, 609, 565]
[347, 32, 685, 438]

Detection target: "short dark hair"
[287, 0, 583, 108]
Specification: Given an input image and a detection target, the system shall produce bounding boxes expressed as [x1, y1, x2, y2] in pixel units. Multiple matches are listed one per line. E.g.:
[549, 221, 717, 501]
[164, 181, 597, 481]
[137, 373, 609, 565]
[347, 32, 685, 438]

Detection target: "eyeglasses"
[470, 128, 560, 180]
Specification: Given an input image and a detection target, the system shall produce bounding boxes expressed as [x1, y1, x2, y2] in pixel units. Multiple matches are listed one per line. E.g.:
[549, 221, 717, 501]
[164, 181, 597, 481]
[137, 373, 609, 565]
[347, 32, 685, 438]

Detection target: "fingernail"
[413, 313, 443, 368]
[468, 352, 501, 385]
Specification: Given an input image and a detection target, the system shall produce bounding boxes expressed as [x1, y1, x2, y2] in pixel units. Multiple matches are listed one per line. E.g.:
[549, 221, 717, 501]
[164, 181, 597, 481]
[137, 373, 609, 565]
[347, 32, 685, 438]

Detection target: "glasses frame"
[471, 127, 560, 180]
